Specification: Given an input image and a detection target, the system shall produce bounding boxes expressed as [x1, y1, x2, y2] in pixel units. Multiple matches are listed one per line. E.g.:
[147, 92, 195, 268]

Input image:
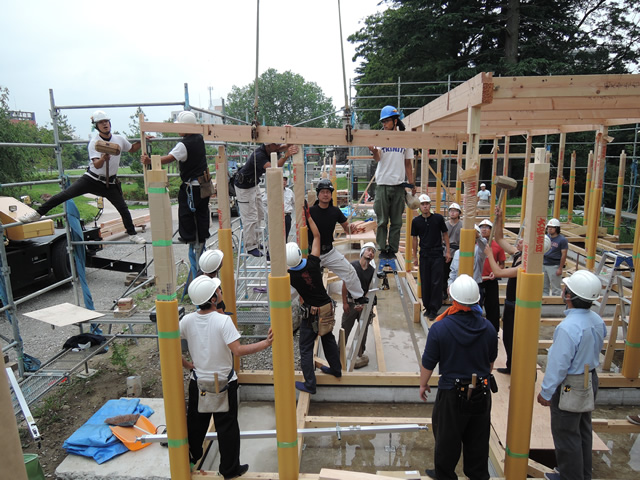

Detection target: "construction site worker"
[288, 209, 342, 394]
[19, 110, 146, 244]
[536, 270, 606, 480]
[410, 194, 450, 320]
[443, 202, 462, 301]
[182, 275, 273, 478]
[485, 207, 552, 375]
[478, 219, 505, 333]
[283, 176, 295, 240]
[543, 218, 569, 296]
[341, 242, 377, 369]
[420, 274, 497, 480]
[477, 183, 491, 207]
[308, 179, 367, 304]
[234, 143, 298, 257]
[368, 105, 416, 259]
[447, 225, 486, 291]
[198, 249, 226, 313]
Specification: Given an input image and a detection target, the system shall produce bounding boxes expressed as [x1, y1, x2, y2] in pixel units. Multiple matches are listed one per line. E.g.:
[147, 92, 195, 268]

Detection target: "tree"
[225, 69, 341, 129]
[349, 0, 640, 126]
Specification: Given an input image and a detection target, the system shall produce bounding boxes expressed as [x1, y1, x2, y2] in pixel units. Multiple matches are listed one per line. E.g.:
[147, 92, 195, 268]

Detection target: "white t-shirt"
[375, 147, 414, 186]
[284, 187, 295, 214]
[478, 189, 491, 203]
[180, 310, 241, 382]
[87, 134, 132, 177]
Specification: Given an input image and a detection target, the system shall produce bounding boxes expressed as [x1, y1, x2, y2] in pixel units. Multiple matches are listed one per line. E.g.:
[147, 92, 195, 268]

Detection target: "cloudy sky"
[1, 0, 385, 139]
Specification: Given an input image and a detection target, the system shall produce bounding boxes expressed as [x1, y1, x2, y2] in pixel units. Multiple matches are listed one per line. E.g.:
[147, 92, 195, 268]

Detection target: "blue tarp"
[65, 199, 94, 310]
[63, 398, 154, 464]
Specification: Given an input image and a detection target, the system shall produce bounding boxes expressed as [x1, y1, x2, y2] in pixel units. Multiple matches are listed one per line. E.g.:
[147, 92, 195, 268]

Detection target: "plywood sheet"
[23, 302, 104, 327]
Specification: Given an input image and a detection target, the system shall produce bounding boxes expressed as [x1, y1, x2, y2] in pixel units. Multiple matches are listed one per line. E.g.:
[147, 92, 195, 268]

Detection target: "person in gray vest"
[443, 202, 462, 300]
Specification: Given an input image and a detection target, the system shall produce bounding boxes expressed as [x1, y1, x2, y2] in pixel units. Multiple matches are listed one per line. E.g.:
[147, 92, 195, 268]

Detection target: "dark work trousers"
[178, 183, 210, 244]
[479, 279, 500, 333]
[419, 254, 445, 317]
[502, 300, 515, 370]
[432, 388, 491, 480]
[285, 213, 292, 240]
[443, 248, 458, 300]
[341, 300, 374, 356]
[550, 371, 598, 480]
[299, 314, 342, 392]
[37, 175, 137, 235]
[187, 378, 240, 476]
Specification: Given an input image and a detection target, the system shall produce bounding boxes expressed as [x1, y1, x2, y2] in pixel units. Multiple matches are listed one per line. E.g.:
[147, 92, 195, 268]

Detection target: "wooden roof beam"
[493, 74, 640, 99]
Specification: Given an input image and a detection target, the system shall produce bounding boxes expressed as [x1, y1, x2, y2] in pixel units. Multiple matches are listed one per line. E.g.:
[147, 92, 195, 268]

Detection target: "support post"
[331, 154, 338, 206]
[435, 150, 442, 214]
[455, 141, 463, 204]
[293, 150, 308, 257]
[504, 149, 550, 479]
[502, 136, 510, 215]
[490, 138, 499, 222]
[584, 151, 594, 226]
[553, 132, 566, 220]
[1, 356, 29, 480]
[586, 128, 609, 270]
[421, 146, 429, 194]
[567, 151, 577, 224]
[405, 207, 414, 273]
[459, 106, 481, 276]
[147, 156, 190, 479]
[520, 134, 532, 226]
[614, 152, 627, 238]
[266, 164, 299, 479]
[621, 201, 640, 378]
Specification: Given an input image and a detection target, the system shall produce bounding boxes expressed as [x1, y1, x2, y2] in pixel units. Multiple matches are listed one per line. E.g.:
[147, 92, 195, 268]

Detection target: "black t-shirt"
[308, 203, 347, 254]
[179, 134, 207, 183]
[288, 255, 331, 307]
[347, 260, 376, 303]
[411, 213, 447, 256]
[235, 145, 270, 189]
[505, 251, 522, 302]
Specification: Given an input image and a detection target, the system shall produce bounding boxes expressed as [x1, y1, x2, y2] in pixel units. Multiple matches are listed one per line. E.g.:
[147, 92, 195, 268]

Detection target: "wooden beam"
[492, 74, 640, 99]
[304, 416, 429, 427]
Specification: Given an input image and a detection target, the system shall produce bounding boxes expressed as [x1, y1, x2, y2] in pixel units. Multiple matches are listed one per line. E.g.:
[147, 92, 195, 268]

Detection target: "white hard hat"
[547, 218, 561, 228]
[199, 249, 224, 274]
[544, 235, 551, 254]
[176, 111, 197, 124]
[419, 194, 431, 203]
[91, 110, 110, 123]
[480, 183, 486, 187]
[286, 242, 303, 268]
[562, 270, 602, 302]
[449, 274, 481, 305]
[479, 219, 493, 228]
[449, 203, 462, 212]
[360, 242, 376, 257]
[188, 276, 221, 306]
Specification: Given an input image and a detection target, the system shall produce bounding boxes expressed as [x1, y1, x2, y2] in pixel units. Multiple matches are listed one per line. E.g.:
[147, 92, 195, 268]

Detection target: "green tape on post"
[148, 187, 169, 194]
[277, 440, 298, 448]
[515, 298, 542, 309]
[505, 445, 529, 459]
[157, 329, 181, 339]
[625, 340, 640, 348]
[167, 437, 189, 448]
[152, 240, 173, 247]
[270, 300, 292, 309]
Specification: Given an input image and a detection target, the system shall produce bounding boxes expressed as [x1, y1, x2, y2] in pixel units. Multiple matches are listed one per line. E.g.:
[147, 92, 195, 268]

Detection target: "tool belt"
[195, 369, 234, 414]
[559, 371, 595, 413]
[301, 301, 335, 336]
[197, 168, 214, 198]
[454, 376, 494, 415]
[87, 169, 118, 185]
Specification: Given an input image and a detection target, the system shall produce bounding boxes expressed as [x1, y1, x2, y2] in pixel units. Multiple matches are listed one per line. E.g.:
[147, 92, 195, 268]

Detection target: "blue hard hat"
[380, 105, 399, 121]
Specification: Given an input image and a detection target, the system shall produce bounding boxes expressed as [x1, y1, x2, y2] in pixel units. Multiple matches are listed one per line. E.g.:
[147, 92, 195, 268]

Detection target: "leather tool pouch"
[316, 302, 335, 336]
[197, 169, 214, 198]
[559, 373, 594, 413]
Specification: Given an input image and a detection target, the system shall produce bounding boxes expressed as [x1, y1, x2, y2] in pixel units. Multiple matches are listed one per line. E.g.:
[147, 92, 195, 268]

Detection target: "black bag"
[228, 172, 237, 197]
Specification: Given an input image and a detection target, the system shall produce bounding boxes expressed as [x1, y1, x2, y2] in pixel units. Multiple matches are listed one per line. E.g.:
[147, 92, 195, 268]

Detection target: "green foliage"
[110, 340, 136, 375]
[225, 68, 341, 129]
[350, 0, 640, 127]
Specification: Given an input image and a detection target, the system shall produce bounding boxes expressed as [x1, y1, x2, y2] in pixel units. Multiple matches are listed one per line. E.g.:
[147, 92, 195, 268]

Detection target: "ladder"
[593, 251, 634, 370]
[234, 226, 271, 326]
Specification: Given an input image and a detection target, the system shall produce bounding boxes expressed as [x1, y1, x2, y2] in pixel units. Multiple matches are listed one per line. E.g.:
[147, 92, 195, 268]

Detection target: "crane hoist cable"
[337, 0, 353, 143]
[251, 0, 260, 142]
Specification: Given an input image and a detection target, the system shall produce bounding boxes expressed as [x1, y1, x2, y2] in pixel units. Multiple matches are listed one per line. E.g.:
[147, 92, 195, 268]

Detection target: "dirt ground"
[19, 336, 165, 478]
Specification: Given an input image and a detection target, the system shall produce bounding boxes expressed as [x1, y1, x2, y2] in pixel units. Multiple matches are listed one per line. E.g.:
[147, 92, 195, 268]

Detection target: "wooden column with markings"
[504, 148, 550, 479]
[567, 151, 577, 224]
[502, 136, 510, 214]
[621, 199, 640, 378]
[490, 138, 499, 221]
[553, 132, 566, 220]
[459, 106, 481, 277]
[520, 134, 532, 226]
[584, 150, 594, 226]
[266, 160, 299, 479]
[614, 152, 627, 238]
[293, 149, 308, 256]
[586, 128, 609, 270]
[147, 154, 190, 479]
[435, 149, 442, 214]
[455, 141, 463, 204]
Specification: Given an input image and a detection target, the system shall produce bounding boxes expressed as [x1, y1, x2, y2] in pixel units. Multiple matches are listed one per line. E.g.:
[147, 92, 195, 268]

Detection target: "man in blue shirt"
[420, 274, 497, 480]
[537, 270, 606, 480]
[543, 218, 569, 295]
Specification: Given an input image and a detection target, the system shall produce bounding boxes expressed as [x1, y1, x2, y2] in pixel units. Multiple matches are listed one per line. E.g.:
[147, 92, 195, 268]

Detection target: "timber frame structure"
[134, 72, 640, 479]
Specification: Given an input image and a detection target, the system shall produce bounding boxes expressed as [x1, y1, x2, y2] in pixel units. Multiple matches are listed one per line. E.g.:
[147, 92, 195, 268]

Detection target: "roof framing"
[405, 72, 640, 138]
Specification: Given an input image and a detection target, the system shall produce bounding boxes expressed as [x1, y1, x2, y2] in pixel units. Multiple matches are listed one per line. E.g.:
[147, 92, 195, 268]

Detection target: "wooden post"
[614, 152, 627, 238]
[490, 138, 499, 222]
[459, 106, 481, 277]
[435, 150, 442, 214]
[553, 132, 566, 220]
[567, 151, 577, 223]
[455, 141, 463, 204]
[584, 150, 594, 226]
[139, 113, 150, 194]
[520, 134, 532, 226]
[266, 163, 299, 479]
[504, 149, 550, 479]
[586, 128, 609, 270]
[621, 198, 640, 378]
[331, 154, 338, 206]
[147, 155, 190, 479]
[502, 136, 510, 215]
[293, 149, 308, 257]
[0, 356, 29, 480]
[421, 146, 429, 194]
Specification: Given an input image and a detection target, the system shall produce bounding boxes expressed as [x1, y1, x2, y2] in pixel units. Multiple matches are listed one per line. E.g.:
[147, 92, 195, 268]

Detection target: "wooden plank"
[304, 416, 429, 427]
[371, 307, 386, 372]
[592, 418, 640, 433]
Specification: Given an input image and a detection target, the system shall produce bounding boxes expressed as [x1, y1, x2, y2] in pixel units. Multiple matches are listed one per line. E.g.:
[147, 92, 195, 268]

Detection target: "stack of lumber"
[350, 220, 377, 234]
[100, 214, 150, 238]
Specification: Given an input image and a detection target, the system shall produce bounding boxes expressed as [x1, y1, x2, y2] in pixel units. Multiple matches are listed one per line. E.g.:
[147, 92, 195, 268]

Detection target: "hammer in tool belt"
[467, 373, 477, 400]
[487, 175, 517, 245]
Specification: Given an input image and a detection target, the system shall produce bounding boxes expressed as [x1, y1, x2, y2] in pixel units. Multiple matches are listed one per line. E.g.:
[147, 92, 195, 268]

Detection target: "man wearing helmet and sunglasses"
[19, 110, 146, 244]
[368, 105, 416, 259]
[543, 218, 569, 296]
[537, 270, 606, 480]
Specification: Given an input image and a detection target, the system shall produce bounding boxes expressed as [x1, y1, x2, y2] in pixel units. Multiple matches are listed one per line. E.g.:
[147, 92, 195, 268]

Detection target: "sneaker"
[129, 234, 146, 244]
[354, 354, 369, 369]
[627, 414, 640, 425]
[224, 464, 249, 479]
[295, 381, 316, 394]
[544, 473, 561, 480]
[425, 469, 437, 479]
[320, 365, 342, 378]
[497, 367, 511, 375]
[18, 211, 41, 223]
[247, 248, 263, 257]
[354, 296, 369, 305]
